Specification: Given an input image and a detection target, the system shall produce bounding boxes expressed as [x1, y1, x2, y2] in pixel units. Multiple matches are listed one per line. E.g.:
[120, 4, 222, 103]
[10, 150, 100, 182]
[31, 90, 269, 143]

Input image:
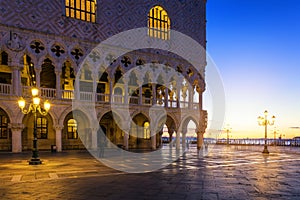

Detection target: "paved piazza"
[1, 145, 300, 200]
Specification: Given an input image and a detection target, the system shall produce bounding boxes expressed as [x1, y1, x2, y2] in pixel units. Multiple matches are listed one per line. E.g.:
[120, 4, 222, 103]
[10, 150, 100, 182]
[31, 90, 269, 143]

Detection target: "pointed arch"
[40, 58, 56, 88]
[0, 51, 8, 65]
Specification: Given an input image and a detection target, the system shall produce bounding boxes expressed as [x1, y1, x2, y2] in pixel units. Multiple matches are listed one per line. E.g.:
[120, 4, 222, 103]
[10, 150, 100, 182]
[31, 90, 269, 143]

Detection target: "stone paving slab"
[1, 145, 300, 199]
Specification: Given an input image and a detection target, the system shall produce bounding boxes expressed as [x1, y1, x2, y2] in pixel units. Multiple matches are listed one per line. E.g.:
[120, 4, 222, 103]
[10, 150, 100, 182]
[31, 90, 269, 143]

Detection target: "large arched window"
[67, 119, 78, 139]
[37, 117, 48, 139]
[0, 109, 9, 139]
[144, 122, 150, 139]
[65, 0, 96, 23]
[148, 6, 170, 40]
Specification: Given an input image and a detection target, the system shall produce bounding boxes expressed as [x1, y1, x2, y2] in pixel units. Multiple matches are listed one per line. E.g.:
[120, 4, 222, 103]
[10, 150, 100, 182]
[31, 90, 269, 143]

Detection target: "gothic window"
[62, 61, 75, 90]
[148, 6, 171, 40]
[144, 122, 150, 139]
[22, 55, 36, 86]
[84, 69, 92, 80]
[0, 51, 8, 65]
[40, 58, 56, 88]
[65, 0, 96, 23]
[37, 117, 48, 139]
[67, 119, 78, 139]
[0, 110, 8, 139]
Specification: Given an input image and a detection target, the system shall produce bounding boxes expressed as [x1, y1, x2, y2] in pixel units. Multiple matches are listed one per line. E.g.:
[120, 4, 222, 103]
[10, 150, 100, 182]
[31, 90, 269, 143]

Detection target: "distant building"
[0, 0, 207, 152]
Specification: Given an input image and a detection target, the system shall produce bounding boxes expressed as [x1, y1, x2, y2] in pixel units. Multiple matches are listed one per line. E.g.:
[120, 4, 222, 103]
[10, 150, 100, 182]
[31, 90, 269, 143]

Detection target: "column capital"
[181, 128, 187, 135]
[196, 85, 204, 94]
[11, 65, 23, 71]
[55, 70, 62, 75]
[53, 125, 64, 130]
[35, 67, 42, 73]
[8, 123, 24, 130]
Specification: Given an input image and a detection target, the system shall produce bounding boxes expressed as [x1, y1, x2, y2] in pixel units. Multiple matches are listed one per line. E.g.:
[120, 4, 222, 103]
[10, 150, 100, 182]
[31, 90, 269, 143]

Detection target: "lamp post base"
[262, 146, 269, 154]
[28, 158, 42, 165]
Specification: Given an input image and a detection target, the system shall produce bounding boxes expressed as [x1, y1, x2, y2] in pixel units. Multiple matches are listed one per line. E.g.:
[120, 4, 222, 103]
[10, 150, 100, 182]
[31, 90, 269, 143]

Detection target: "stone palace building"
[0, 0, 207, 152]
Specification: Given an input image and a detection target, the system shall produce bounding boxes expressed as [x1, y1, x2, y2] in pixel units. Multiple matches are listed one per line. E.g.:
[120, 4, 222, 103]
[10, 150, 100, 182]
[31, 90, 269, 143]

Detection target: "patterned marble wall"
[0, 0, 206, 46]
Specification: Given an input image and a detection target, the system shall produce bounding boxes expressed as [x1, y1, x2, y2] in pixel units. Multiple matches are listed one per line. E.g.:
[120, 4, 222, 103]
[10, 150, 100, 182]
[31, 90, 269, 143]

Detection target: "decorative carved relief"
[30, 41, 45, 54]
[6, 32, 25, 52]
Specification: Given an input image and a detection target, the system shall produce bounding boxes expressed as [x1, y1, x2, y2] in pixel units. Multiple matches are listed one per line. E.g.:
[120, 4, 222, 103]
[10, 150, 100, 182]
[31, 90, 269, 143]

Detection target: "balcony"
[0, 84, 11, 95]
[0, 85, 199, 110]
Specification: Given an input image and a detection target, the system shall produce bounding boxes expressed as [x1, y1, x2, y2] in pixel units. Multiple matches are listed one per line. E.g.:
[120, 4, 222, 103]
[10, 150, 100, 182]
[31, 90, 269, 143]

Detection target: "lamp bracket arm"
[20, 104, 34, 115]
[37, 106, 48, 116]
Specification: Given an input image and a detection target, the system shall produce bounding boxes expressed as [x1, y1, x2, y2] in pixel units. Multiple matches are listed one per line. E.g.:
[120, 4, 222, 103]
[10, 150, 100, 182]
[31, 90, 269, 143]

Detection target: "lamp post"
[224, 124, 232, 145]
[257, 110, 275, 154]
[18, 87, 51, 165]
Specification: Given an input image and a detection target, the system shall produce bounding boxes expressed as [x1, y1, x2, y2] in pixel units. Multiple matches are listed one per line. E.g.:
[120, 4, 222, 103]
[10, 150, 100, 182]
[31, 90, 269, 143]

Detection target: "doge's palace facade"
[0, 0, 207, 152]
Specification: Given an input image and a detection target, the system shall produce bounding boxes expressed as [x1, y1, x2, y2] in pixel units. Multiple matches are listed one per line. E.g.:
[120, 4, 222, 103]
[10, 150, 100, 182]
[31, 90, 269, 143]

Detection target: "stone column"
[9, 123, 24, 153]
[123, 132, 129, 150]
[188, 85, 194, 109]
[176, 131, 180, 150]
[197, 88, 203, 111]
[139, 85, 143, 105]
[35, 68, 41, 87]
[158, 130, 163, 148]
[75, 71, 81, 100]
[164, 87, 168, 108]
[182, 128, 187, 150]
[55, 70, 62, 99]
[124, 77, 129, 104]
[54, 125, 63, 152]
[151, 129, 156, 150]
[108, 77, 113, 103]
[168, 130, 173, 145]
[11, 65, 22, 96]
[197, 131, 204, 150]
[91, 127, 98, 150]
[152, 83, 157, 105]
[92, 73, 97, 102]
[176, 85, 181, 108]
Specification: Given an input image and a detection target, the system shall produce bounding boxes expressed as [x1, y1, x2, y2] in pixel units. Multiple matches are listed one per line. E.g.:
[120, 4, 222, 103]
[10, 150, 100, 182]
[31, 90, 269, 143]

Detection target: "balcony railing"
[113, 95, 124, 104]
[96, 93, 109, 103]
[2, 86, 198, 110]
[79, 91, 93, 101]
[62, 90, 74, 99]
[129, 96, 139, 105]
[41, 88, 56, 99]
[0, 84, 11, 95]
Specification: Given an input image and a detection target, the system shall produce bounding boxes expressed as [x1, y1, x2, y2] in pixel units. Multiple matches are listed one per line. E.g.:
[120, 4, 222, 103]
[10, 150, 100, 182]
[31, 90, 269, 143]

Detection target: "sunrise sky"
[204, 0, 300, 139]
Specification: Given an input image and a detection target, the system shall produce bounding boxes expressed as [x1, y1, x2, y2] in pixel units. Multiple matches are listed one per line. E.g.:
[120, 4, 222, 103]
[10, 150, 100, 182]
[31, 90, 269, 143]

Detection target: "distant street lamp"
[257, 110, 275, 154]
[273, 128, 279, 145]
[18, 87, 51, 165]
[273, 128, 278, 140]
[224, 124, 232, 145]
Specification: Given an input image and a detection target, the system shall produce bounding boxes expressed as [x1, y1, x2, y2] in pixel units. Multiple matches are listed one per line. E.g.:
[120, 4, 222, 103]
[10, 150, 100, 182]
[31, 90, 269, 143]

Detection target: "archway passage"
[130, 113, 151, 149]
[62, 111, 87, 150]
[0, 108, 11, 151]
[21, 112, 54, 151]
[180, 116, 199, 149]
[99, 111, 123, 148]
[157, 115, 176, 146]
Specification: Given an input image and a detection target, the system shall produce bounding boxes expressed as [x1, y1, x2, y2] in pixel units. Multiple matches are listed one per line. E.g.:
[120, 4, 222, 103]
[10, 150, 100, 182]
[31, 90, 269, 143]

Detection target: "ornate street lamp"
[257, 110, 275, 154]
[224, 124, 232, 145]
[18, 87, 51, 165]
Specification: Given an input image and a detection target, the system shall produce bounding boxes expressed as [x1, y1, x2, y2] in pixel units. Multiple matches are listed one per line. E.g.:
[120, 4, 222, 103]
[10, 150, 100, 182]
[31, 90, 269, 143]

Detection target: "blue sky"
[205, 0, 300, 138]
